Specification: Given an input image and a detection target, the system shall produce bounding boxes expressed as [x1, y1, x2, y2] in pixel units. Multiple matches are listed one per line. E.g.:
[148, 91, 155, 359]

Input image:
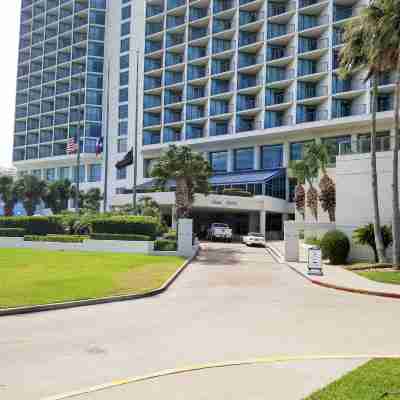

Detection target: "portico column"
[171, 206, 177, 230]
[260, 210, 266, 238]
[254, 145, 261, 170]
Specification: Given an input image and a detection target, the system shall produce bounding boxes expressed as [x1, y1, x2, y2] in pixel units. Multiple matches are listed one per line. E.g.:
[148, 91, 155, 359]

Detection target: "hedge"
[90, 216, 160, 238]
[0, 228, 26, 237]
[155, 239, 177, 251]
[163, 229, 177, 241]
[320, 230, 350, 265]
[24, 235, 87, 243]
[0, 216, 64, 235]
[90, 233, 152, 241]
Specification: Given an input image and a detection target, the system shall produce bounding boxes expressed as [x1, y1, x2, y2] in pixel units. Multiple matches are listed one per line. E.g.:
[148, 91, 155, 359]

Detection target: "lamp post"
[75, 72, 84, 213]
[132, 49, 140, 213]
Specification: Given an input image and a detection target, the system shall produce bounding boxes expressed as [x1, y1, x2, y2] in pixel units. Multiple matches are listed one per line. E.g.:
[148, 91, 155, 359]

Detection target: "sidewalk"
[267, 241, 400, 299]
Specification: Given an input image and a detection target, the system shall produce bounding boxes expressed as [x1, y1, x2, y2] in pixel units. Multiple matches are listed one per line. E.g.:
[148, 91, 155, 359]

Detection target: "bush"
[222, 188, 252, 197]
[90, 216, 161, 239]
[304, 235, 321, 246]
[155, 239, 177, 251]
[320, 230, 350, 265]
[0, 216, 64, 235]
[24, 235, 87, 243]
[163, 229, 177, 241]
[90, 233, 151, 241]
[0, 228, 26, 237]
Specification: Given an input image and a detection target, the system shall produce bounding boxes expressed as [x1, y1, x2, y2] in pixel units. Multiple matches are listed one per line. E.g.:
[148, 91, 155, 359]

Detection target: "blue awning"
[209, 169, 283, 185]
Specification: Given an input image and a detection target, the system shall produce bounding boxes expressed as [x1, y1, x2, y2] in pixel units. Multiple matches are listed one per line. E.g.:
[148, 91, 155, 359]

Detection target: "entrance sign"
[307, 246, 323, 276]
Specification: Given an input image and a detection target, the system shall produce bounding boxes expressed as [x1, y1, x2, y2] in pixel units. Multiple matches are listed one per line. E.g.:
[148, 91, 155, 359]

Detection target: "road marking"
[42, 354, 400, 400]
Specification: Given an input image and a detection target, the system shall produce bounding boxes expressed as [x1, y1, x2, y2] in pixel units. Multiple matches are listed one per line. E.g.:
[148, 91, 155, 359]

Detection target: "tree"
[137, 196, 161, 219]
[44, 179, 72, 214]
[290, 161, 306, 220]
[151, 145, 212, 219]
[14, 175, 48, 216]
[353, 223, 393, 263]
[339, 13, 389, 263]
[305, 143, 336, 222]
[0, 176, 18, 217]
[372, 0, 400, 267]
[83, 188, 103, 213]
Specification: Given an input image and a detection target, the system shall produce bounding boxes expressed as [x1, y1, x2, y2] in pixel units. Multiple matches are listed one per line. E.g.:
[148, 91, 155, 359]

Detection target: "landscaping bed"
[344, 262, 400, 285]
[0, 248, 184, 308]
[305, 358, 400, 400]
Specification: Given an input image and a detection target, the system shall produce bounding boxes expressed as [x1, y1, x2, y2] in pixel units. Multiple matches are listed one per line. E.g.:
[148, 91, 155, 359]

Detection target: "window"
[120, 71, 129, 86]
[118, 120, 128, 136]
[31, 169, 41, 179]
[261, 144, 283, 169]
[120, 38, 130, 53]
[119, 104, 129, 119]
[58, 166, 70, 180]
[119, 87, 129, 103]
[121, 22, 130, 36]
[117, 166, 127, 180]
[88, 164, 102, 182]
[73, 165, 85, 183]
[45, 168, 55, 181]
[122, 5, 132, 20]
[118, 138, 128, 153]
[234, 148, 254, 171]
[290, 140, 314, 161]
[322, 135, 352, 164]
[120, 54, 129, 70]
[209, 151, 228, 173]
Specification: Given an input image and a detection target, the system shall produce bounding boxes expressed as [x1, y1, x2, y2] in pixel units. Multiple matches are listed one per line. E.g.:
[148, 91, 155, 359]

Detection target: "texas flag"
[95, 137, 104, 158]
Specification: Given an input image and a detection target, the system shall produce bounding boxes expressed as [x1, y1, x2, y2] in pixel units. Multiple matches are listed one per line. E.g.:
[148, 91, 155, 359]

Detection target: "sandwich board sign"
[307, 246, 323, 276]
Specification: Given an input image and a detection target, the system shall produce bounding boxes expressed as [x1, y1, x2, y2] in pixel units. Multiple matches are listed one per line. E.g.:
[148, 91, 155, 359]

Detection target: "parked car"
[207, 223, 233, 242]
[242, 232, 266, 247]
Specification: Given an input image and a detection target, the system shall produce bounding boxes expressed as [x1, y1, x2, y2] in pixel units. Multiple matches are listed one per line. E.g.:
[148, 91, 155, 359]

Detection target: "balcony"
[268, 2, 295, 17]
[164, 109, 182, 124]
[377, 95, 394, 112]
[144, 58, 162, 72]
[213, 18, 232, 34]
[238, 53, 263, 68]
[332, 101, 367, 118]
[144, 76, 162, 90]
[144, 94, 162, 109]
[298, 37, 328, 54]
[297, 83, 328, 100]
[267, 23, 295, 39]
[165, 52, 183, 66]
[378, 73, 395, 86]
[187, 85, 206, 100]
[166, 32, 185, 48]
[189, 7, 209, 21]
[333, 77, 366, 93]
[238, 74, 260, 90]
[333, 5, 364, 22]
[186, 104, 205, 120]
[212, 59, 232, 74]
[266, 66, 294, 83]
[298, 14, 329, 31]
[239, 32, 261, 47]
[353, 134, 391, 154]
[163, 127, 181, 142]
[239, 10, 264, 26]
[146, 22, 163, 36]
[236, 116, 260, 133]
[146, 5, 164, 18]
[333, 27, 345, 46]
[188, 64, 208, 80]
[296, 107, 328, 122]
[211, 79, 232, 95]
[237, 94, 257, 111]
[167, 15, 185, 29]
[188, 45, 207, 60]
[186, 124, 205, 139]
[210, 100, 232, 116]
[189, 26, 209, 41]
[298, 59, 328, 76]
[265, 111, 292, 128]
[266, 45, 294, 61]
[213, 0, 234, 14]
[143, 112, 161, 127]
[299, 0, 326, 8]
[265, 89, 292, 105]
[210, 121, 232, 136]
[167, 0, 185, 10]
[143, 131, 161, 145]
[212, 38, 232, 54]
[164, 90, 183, 104]
[145, 40, 163, 54]
[164, 71, 183, 86]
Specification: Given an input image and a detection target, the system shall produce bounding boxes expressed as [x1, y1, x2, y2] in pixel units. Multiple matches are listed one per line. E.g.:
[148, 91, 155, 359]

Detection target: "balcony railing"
[213, 18, 232, 33]
[212, 59, 232, 74]
[268, 2, 296, 17]
[146, 22, 163, 35]
[187, 85, 206, 100]
[265, 112, 293, 128]
[333, 78, 366, 93]
[298, 37, 329, 53]
[210, 122, 232, 136]
[236, 118, 261, 132]
[188, 65, 208, 80]
[297, 84, 328, 100]
[146, 5, 163, 18]
[333, 28, 345, 46]
[297, 60, 328, 76]
[239, 11, 264, 26]
[239, 53, 263, 68]
[332, 103, 367, 118]
[186, 124, 204, 139]
[164, 110, 182, 124]
[238, 74, 261, 89]
[378, 73, 395, 86]
[211, 79, 232, 95]
[210, 100, 232, 115]
[165, 52, 183, 66]
[167, 0, 185, 10]
[164, 127, 182, 142]
[144, 58, 162, 71]
[164, 90, 183, 104]
[237, 95, 257, 111]
[188, 46, 207, 60]
[167, 15, 185, 29]
[265, 90, 292, 105]
[189, 27, 209, 41]
[143, 94, 161, 109]
[145, 40, 163, 53]
[164, 71, 183, 85]
[186, 105, 205, 120]
[213, 0, 234, 14]
[166, 33, 185, 47]
[267, 23, 295, 39]
[266, 45, 294, 61]
[377, 96, 394, 111]
[143, 131, 161, 145]
[189, 7, 209, 21]
[299, 0, 324, 8]
[239, 32, 261, 47]
[299, 14, 329, 30]
[212, 38, 232, 53]
[297, 108, 328, 122]
[143, 112, 161, 127]
[266, 67, 295, 83]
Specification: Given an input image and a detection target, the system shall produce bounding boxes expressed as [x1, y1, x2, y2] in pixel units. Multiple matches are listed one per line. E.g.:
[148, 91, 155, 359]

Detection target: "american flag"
[67, 138, 78, 154]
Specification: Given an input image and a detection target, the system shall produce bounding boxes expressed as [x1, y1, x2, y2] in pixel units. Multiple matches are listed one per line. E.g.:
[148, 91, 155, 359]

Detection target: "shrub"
[155, 239, 177, 251]
[0, 228, 26, 237]
[222, 188, 252, 197]
[0, 216, 64, 235]
[304, 235, 321, 246]
[163, 229, 177, 241]
[24, 235, 87, 243]
[90, 216, 161, 239]
[320, 230, 350, 265]
[353, 223, 393, 263]
[90, 233, 151, 241]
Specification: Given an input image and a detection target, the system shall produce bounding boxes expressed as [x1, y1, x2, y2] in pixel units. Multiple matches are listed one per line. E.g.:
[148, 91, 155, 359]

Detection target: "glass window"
[88, 164, 102, 182]
[117, 166, 127, 180]
[209, 151, 228, 173]
[58, 166, 70, 180]
[290, 140, 314, 161]
[119, 87, 129, 103]
[121, 22, 130, 36]
[120, 54, 129, 70]
[121, 38, 130, 53]
[261, 144, 283, 169]
[122, 5, 132, 20]
[119, 104, 128, 119]
[322, 135, 351, 164]
[73, 165, 85, 183]
[118, 138, 128, 153]
[45, 168, 55, 181]
[234, 148, 254, 171]
[31, 169, 42, 179]
[120, 71, 129, 86]
[118, 120, 128, 136]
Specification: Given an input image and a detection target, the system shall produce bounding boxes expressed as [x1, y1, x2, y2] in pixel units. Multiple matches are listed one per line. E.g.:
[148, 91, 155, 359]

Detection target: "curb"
[266, 245, 400, 300]
[43, 353, 400, 400]
[0, 248, 199, 317]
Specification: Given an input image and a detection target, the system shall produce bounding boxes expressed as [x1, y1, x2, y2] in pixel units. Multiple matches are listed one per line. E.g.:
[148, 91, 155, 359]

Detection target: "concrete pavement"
[1, 243, 400, 399]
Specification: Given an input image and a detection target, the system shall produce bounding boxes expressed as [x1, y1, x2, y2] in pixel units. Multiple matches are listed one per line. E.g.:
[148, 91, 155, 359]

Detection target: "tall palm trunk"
[392, 56, 400, 268]
[306, 180, 318, 221]
[175, 177, 190, 219]
[371, 75, 387, 263]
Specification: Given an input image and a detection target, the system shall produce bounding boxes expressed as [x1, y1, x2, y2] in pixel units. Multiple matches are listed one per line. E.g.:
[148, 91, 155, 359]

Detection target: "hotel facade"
[13, 0, 397, 236]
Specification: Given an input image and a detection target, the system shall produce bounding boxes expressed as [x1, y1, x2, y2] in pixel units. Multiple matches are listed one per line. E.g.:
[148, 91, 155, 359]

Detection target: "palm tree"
[306, 143, 336, 222]
[373, 0, 400, 267]
[151, 145, 212, 219]
[339, 14, 388, 263]
[137, 196, 161, 219]
[0, 176, 18, 217]
[44, 179, 72, 214]
[290, 161, 306, 220]
[14, 175, 48, 216]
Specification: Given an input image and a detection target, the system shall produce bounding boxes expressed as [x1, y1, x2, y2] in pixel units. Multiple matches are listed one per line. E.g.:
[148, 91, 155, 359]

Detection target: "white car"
[207, 223, 233, 242]
[243, 232, 266, 247]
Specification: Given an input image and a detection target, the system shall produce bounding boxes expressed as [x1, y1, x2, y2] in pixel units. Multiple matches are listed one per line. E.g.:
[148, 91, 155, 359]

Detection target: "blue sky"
[0, 3, 20, 167]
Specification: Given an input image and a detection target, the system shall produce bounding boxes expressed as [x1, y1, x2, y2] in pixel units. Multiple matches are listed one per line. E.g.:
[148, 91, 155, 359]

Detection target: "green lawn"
[0, 248, 184, 308]
[357, 270, 400, 285]
[305, 359, 400, 400]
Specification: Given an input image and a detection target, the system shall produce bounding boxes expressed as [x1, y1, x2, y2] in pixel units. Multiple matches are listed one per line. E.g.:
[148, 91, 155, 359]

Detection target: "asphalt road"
[1, 242, 399, 399]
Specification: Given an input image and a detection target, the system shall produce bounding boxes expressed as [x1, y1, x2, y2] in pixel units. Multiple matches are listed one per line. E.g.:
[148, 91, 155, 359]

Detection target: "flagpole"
[133, 49, 140, 213]
[103, 62, 111, 213]
[75, 73, 83, 214]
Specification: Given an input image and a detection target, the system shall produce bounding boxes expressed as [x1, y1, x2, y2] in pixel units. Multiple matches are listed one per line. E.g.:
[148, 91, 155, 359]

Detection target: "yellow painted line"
[42, 354, 400, 400]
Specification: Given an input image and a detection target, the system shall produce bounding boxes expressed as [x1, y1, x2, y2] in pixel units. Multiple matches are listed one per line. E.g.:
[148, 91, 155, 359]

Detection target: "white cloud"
[0, 3, 20, 167]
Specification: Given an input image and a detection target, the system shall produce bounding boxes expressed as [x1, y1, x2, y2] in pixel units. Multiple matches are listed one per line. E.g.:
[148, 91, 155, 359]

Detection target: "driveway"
[1, 242, 400, 399]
